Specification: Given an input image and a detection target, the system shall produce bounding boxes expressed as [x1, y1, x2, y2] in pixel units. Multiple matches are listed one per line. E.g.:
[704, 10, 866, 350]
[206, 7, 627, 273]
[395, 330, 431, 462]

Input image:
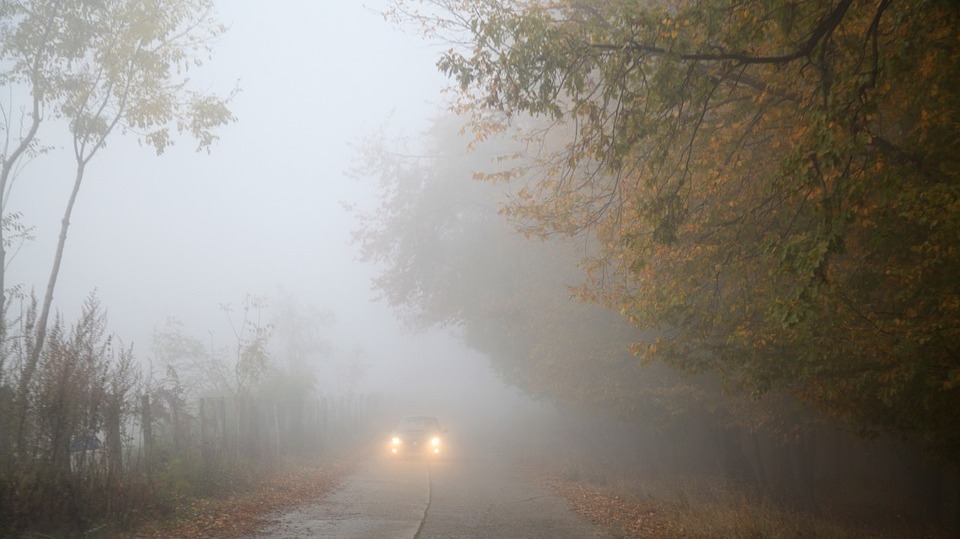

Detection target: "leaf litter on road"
[126, 456, 357, 539]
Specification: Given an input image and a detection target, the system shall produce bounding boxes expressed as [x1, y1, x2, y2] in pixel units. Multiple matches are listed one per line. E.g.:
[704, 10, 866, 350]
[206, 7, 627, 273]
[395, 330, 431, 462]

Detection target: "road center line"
[413, 462, 433, 539]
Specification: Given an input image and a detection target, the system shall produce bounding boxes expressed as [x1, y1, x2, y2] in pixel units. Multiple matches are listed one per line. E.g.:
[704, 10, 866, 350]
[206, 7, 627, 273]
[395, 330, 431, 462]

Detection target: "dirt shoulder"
[540, 475, 689, 539]
[537, 468, 944, 539]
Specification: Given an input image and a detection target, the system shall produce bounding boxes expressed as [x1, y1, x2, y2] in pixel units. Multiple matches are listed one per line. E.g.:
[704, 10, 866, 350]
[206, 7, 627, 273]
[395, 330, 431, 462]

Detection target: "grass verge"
[533, 462, 946, 539]
[110, 452, 360, 539]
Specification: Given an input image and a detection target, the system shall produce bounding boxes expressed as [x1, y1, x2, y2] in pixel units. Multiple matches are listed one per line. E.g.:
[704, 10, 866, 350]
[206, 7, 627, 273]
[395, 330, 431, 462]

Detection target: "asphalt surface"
[249, 442, 608, 538]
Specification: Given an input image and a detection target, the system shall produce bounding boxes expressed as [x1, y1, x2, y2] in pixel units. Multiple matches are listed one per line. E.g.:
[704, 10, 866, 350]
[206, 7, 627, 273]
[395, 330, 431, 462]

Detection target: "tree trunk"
[105, 401, 122, 486]
[718, 424, 758, 487]
[796, 429, 817, 511]
[771, 441, 798, 503]
[749, 431, 770, 491]
[0, 92, 42, 322]
[172, 392, 181, 452]
[943, 465, 960, 536]
[16, 161, 87, 457]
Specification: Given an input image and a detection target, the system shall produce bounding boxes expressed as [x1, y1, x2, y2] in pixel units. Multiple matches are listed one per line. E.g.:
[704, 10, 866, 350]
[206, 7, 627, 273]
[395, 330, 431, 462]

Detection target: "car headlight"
[391, 437, 401, 445]
[431, 436, 440, 446]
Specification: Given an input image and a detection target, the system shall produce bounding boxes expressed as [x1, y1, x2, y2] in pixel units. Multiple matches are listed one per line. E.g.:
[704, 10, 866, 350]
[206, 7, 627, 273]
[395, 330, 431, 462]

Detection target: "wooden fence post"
[321, 396, 328, 437]
[219, 397, 228, 454]
[141, 394, 152, 470]
[200, 397, 210, 470]
[273, 401, 281, 463]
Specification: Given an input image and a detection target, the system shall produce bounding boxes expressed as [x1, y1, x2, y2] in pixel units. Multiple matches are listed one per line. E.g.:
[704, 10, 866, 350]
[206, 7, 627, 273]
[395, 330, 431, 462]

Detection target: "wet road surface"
[250, 445, 608, 538]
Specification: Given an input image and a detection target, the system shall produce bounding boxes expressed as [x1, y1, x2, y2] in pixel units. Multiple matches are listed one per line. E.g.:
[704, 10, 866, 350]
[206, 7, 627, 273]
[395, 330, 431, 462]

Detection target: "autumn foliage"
[387, 0, 960, 461]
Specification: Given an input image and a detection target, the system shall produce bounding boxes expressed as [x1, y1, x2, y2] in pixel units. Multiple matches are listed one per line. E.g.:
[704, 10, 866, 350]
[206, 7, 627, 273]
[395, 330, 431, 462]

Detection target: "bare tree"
[0, 0, 235, 457]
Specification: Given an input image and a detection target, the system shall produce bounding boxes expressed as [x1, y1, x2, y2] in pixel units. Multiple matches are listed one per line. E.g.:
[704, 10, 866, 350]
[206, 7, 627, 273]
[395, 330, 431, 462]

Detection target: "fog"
[2, 2, 956, 536]
[4, 1, 518, 407]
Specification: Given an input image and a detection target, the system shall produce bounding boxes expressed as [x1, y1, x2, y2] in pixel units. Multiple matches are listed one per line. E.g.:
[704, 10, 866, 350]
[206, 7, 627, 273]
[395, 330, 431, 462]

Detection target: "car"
[388, 415, 445, 458]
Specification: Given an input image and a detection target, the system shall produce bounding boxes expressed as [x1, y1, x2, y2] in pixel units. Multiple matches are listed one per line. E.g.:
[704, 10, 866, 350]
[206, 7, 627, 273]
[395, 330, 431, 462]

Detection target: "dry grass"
[532, 459, 947, 539]
[108, 452, 359, 539]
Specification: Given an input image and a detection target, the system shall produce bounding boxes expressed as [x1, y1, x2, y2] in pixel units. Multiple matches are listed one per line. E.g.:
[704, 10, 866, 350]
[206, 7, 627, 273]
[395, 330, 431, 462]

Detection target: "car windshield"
[396, 416, 440, 430]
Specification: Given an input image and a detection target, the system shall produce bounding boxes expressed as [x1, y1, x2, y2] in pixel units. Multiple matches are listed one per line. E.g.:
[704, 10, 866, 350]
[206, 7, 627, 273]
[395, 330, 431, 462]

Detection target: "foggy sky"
[4, 1, 507, 403]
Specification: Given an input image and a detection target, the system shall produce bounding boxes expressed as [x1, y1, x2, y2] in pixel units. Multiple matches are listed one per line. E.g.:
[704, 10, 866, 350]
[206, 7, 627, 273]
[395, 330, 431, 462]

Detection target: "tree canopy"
[353, 116, 810, 438]
[391, 0, 960, 461]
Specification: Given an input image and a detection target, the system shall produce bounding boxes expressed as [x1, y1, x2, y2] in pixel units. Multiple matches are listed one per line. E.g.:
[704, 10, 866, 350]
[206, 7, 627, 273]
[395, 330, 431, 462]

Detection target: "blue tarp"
[69, 435, 102, 452]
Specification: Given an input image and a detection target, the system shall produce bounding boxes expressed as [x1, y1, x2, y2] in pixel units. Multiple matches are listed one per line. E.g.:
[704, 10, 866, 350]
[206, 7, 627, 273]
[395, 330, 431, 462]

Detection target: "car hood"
[393, 428, 437, 440]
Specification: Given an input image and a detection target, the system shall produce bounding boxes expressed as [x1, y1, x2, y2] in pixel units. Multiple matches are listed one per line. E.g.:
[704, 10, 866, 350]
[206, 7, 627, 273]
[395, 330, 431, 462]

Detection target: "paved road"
[250, 444, 608, 538]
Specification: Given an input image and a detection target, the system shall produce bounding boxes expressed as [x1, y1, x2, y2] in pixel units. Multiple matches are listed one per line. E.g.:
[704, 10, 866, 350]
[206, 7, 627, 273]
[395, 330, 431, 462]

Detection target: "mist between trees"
[359, 1, 958, 532]
[0, 0, 958, 536]
[382, 0, 960, 462]
[351, 85, 959, 536]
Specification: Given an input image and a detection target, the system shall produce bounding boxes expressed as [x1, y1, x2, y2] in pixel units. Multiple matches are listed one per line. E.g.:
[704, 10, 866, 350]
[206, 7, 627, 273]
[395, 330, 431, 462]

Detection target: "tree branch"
[597, 0, 854, 66]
